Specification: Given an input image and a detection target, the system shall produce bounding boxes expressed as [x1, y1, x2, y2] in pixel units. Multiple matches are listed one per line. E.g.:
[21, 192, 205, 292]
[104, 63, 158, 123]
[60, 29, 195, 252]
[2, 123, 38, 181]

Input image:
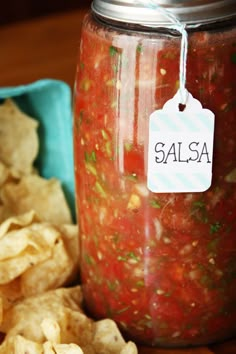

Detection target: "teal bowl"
[0, 79, 75, 220]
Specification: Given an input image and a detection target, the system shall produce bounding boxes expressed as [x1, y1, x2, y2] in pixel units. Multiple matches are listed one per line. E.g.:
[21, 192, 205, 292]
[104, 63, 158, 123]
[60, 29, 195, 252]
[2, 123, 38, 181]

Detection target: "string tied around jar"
[136, 0, 189, 107]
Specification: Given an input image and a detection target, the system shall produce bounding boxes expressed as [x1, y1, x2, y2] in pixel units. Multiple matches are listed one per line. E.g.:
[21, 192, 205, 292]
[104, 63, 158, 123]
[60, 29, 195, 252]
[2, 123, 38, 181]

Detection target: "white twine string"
[136, 0, 189, 105]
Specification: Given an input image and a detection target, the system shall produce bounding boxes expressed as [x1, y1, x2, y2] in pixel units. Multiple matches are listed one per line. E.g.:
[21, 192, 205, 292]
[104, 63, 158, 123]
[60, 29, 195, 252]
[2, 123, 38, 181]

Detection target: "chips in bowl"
[0, 99, 38, 175]
[0, 93, 138, 353]
[0, 286, 137, 354]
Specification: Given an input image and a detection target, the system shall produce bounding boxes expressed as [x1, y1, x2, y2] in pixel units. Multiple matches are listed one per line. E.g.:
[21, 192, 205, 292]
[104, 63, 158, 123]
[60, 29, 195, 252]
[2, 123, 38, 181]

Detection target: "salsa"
[74, 13, 236, 347]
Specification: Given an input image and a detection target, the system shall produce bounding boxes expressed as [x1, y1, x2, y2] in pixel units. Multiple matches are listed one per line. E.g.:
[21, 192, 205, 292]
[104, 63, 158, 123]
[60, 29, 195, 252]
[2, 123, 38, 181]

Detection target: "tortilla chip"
[0, 335, 84, 354]
[0, 210, 39, 238]
[43, 341, 57, 354]
[0, 175, 72, 224]
[21, 235, 79, 296]
[0, 285, 138, 353]
[57, 224, 79, 272]
[0, 99, 38, 174]
[41, 318, 61, 344]
[92, 319, 126, 353]
[0, 278, 22, 311]
[0, 335, 42, 354]
[13, 335, 43, 354]
[0, 212, 78, 299]
[0, 96, 138, 354]
[0, 163, 9, 188]
[0, 219, 61, 284]
[120, 342, 138, 354]
[0, 298, 2, 326]
[0, 286, 89, 344]
[53, 343, 84, 354]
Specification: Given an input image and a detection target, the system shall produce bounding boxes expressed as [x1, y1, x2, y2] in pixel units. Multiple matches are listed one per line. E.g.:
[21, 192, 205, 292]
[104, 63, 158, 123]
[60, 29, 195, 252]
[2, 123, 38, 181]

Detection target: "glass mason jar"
[73, 0, 236, 347]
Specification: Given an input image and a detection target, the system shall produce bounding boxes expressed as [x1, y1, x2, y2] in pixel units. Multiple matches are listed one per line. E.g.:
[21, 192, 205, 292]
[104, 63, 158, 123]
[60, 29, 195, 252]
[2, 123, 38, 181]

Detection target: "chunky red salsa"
[74, 13, 236, 347]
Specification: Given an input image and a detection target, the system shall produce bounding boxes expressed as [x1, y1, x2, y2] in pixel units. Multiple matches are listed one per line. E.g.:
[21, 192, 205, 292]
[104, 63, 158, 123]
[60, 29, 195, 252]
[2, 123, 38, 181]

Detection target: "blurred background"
[0, 0, 91, 26]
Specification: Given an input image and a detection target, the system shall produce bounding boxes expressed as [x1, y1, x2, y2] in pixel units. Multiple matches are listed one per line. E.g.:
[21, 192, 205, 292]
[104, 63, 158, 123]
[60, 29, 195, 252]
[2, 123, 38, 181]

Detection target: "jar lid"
[92, 0, 236, 26]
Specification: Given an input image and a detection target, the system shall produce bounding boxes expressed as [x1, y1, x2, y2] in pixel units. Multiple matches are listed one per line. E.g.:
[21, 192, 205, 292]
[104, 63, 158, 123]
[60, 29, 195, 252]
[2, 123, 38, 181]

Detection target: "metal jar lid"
[92, 0, 236, 26]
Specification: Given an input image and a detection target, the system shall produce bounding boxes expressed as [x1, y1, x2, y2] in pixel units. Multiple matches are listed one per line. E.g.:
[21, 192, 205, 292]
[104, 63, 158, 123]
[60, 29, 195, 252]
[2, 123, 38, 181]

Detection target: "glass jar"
[73, 0, 236, 347]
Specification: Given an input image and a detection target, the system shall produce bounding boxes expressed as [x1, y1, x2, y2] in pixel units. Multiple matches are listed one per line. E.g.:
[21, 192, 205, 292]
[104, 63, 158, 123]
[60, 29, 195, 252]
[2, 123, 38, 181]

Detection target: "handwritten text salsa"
[74, 13, 236, 346]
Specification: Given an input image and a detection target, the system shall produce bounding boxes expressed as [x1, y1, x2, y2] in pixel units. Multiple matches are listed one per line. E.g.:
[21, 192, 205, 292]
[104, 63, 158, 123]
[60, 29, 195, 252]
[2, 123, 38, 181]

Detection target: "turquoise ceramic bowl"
[0, 79, 75, 220]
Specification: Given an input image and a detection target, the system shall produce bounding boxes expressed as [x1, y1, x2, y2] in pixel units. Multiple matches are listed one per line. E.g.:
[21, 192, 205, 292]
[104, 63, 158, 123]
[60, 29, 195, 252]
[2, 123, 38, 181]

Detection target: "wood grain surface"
[0, 8, 235, 354]
[0, 0, 91, 26]
[0, 9, 86, 88]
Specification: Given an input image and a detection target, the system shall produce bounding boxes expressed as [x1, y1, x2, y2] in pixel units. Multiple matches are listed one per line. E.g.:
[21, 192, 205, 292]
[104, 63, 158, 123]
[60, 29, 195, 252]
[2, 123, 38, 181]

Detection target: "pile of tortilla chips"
[0, 100, 137, 353]
[0, 287, 137, 354]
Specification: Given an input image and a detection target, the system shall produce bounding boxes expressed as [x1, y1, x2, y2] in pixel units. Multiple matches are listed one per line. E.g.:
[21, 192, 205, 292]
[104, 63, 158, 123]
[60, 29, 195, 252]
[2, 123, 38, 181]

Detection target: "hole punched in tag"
[178, 103, 186, 112]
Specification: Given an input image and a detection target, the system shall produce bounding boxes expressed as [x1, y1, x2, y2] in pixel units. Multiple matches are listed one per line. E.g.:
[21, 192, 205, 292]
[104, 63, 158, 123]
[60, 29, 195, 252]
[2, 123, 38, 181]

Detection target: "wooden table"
[0, 9, 87, 88]
[0, 8, 235, 354]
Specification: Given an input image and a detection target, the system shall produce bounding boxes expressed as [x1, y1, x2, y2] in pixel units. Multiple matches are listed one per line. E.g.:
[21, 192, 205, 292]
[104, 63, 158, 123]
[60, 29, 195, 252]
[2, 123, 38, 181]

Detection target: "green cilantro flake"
[116, 306, 130, 314]
[127, 252, 139, 261]
[124, 142, 133, 152]
[136, 280, 145, 287]
[137, 44, 143, 53]
[112, 64, 119, 73]
[207, 238, 220, 252]
[231, 53, 236, 64]
[105, 141, 112, 157]
[125, 174, 138, 182]
[107, 280, 118, 291]
[192, 200, 205, 208]
[191, 200, 208, 223]
[117, 255, 127, 262]
[94, 181, 107, 198]
[84, 151, 96, 163]
[210, 222, 222, 234]
[150, 199, 161, 209]
[101, 129, 109, 140]
[84, 254, 95, 265]
[85, 163, 97, 176]
[109, 46, 118, 57]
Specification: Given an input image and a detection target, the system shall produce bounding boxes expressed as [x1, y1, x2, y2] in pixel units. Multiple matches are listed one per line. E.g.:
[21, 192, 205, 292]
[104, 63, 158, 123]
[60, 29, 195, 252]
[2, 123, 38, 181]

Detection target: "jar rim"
[92, 0, 236, 27]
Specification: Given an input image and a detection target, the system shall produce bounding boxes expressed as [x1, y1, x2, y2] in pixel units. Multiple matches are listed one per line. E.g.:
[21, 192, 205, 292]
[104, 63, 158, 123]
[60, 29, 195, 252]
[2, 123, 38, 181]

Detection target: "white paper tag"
[147, 90, 215, 193]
